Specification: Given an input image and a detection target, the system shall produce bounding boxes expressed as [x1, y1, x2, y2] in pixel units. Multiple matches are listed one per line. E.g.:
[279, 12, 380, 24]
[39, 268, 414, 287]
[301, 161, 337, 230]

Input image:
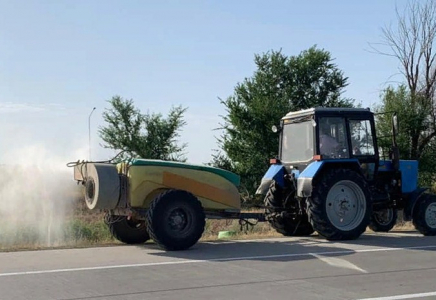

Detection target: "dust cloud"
[0, 144, 87, 248]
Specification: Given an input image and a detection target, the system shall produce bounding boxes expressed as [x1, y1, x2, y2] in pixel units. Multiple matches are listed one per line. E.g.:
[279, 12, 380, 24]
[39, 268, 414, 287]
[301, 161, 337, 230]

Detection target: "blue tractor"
[256, 107, 436, 240]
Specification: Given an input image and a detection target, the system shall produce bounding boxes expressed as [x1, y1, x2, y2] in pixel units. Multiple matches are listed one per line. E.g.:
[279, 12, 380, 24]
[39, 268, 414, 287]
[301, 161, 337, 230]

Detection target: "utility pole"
[88, 107, 96, 161]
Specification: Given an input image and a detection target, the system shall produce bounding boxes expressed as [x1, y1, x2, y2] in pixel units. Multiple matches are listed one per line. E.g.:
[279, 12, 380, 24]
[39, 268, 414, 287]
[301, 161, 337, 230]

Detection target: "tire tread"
[307, 168, 371, 240]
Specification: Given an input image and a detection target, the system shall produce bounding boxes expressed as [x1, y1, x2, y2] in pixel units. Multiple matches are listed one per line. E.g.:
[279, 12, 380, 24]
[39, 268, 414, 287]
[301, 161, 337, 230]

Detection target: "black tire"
[107, 215, 150, 244]
[412, 193, 436, 236]
[307, 169, 372, 240]
[369, 208, 397, 232]
[264, 181, 314, 236]
[146, 189, 205, 251]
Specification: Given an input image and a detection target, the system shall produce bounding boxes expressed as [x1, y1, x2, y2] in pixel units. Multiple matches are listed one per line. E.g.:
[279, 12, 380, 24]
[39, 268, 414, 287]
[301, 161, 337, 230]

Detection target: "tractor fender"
[255, 164, 286, 196]
[403, 187, 429, 221]
[297, 159, 362, 198]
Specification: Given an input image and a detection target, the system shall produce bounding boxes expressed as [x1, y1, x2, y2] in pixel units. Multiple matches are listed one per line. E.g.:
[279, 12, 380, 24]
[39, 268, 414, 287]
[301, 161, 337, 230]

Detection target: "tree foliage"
[99, 96, 188, 161]
[371, 0, 436, 187]
[215, 46, 354, 194]
[375, 85, 436, 186]
[372, 0, 436, 160]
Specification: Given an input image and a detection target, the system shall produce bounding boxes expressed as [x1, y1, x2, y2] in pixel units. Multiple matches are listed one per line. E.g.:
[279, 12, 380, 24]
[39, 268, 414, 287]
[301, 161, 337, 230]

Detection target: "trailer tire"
[107, 215, 150, 244]
[146, 189, 205, 251]
[412, 193, 436, 236]
[264, 181, 314, 236]
[308, 169, 371, 240]
[369, 208, 397, 232]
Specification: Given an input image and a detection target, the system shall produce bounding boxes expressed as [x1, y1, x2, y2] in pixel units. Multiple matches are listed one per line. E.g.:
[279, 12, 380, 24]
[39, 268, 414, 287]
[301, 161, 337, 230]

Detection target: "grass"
[0, 218, 117, 252]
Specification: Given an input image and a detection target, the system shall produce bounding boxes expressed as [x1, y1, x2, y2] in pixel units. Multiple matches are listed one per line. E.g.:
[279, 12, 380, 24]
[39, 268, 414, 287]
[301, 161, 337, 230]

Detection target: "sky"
[0, 0, 412, 165]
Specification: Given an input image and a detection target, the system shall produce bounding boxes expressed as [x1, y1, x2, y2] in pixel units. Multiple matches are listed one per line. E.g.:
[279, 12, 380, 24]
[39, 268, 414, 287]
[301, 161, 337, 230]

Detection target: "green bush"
[63, 219, 114, 243]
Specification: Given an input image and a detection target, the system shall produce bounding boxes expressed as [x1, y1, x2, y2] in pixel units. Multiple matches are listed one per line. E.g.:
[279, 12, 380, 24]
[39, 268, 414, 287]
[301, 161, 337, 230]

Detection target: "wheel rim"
[374, 209, 394, 226]
[425, 202, 436, 229]
[325, 180, 367, 231]
[166, 206, 194, 237]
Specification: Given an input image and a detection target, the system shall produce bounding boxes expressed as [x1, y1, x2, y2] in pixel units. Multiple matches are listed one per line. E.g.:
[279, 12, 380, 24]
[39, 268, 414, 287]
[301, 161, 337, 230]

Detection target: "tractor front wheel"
[308, 169, 371, 240]
[107, 215, 150, 244]
[146, 189, 205, 251]
[270, 215, 315, 236]
[264, 181, 314, 236]
[413, 194, 436, 236]
[369, 208, 397, 232]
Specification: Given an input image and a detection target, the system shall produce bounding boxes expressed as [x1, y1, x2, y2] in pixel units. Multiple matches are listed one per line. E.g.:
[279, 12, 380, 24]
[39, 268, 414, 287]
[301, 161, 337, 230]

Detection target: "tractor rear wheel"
[413, 193, 436, 236]
[264, 181, 314, 236]
[146, 189, 205, 251]
[369, 208, 397, 232]
[107, 215, 150, 244]
[308, 169, 371, 240]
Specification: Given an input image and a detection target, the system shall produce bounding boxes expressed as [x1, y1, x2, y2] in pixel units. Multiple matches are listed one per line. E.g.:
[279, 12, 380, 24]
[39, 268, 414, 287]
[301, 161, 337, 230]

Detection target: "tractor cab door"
[317, 117, 350, 159]
[348, 118, 379, 181]
[316, 115, 379, 181]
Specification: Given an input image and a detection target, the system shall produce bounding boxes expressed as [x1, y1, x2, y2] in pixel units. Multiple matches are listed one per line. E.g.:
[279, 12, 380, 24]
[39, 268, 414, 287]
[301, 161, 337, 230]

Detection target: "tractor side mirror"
[272, 125, 281, 133]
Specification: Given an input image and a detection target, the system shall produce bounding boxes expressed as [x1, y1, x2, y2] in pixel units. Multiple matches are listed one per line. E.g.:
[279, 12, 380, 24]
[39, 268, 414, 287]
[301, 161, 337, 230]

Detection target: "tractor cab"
[277, 107, 379, 179]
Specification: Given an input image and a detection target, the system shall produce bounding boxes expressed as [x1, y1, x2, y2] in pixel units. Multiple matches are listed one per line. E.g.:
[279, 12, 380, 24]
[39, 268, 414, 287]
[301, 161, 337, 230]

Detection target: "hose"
[66, 150, 129, 184]
[66, 150, 129, 168]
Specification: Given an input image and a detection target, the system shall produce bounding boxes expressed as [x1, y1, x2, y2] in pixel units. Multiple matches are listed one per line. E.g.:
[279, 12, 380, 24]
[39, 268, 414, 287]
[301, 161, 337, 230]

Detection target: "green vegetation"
[212, 46, 355, 196]
[372, 0, 436, 188]
[0, 218, 116, 251]
[99, 95, 188, 162]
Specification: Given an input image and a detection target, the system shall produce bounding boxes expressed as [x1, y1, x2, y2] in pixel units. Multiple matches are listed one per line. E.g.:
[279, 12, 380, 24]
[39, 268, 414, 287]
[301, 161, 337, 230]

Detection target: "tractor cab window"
[349, 119, 375, 156]
[281, 119, 314, 162]
[318, 117, 349, 159]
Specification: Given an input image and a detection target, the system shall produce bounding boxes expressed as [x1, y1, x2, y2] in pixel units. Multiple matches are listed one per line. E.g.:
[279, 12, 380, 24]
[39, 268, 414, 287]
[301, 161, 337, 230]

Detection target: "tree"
[374, 85, 426, 156]
[215, 46, 355, 195]
[99, 96, 188, 161]
[375, 85, 435, 186]
[372, 0, 436, 160]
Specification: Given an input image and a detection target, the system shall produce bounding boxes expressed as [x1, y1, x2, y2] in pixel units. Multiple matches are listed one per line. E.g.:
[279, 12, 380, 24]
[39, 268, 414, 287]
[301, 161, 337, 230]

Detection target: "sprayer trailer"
[70, 107, 436, 251]
[72, 159, 261, 251]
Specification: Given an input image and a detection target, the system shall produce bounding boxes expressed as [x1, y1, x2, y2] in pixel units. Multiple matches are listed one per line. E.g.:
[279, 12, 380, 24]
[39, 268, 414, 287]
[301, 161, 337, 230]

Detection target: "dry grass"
[0, 196, 419, 252]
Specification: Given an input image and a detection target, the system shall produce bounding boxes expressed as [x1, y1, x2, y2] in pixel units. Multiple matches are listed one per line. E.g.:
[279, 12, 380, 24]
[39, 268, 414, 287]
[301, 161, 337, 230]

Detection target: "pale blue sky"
[0, 0, 410, 165]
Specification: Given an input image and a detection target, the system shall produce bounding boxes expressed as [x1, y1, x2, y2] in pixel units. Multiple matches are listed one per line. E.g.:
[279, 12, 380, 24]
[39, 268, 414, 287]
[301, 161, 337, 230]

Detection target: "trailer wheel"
[412, 193, 436, 236]
[369, 208, 397, 232]
[146, 189, 205, 251]
[308, 169, 371, 240]
[107, 215, 150, 244]
[264, 181, 314, 236]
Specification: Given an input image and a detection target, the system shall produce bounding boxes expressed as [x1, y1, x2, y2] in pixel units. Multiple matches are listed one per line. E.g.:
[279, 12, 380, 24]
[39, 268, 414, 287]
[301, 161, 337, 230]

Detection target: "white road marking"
[357, 291, 436, 300]
[0, 244, 435, 277]
[310, 253, 368, 273]
[366, 232, 422, 238]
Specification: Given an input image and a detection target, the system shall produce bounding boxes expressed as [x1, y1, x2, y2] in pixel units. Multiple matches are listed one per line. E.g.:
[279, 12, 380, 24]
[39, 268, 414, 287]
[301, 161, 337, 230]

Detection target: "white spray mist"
[0, 144, 87, 248]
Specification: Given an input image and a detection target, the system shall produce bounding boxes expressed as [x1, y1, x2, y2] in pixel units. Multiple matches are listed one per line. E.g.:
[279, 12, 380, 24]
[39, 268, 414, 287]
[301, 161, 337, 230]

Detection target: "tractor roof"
[282, 107, 373, 120]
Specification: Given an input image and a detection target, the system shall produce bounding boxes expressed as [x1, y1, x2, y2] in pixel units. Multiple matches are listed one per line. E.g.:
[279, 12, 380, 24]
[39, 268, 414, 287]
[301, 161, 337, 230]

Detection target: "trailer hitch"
[238, 218, 259, 233]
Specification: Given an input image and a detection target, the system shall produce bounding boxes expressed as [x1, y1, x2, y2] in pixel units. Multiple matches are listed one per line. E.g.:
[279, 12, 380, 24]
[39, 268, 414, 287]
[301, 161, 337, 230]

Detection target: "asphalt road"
[1, 231, 436, 300]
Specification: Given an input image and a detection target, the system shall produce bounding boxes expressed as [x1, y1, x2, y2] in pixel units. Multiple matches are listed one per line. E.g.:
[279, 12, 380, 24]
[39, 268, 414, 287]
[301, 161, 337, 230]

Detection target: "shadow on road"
[137, 231, 436, 263]
[142, 238, 354, 262]
[138, 231, 436, 261]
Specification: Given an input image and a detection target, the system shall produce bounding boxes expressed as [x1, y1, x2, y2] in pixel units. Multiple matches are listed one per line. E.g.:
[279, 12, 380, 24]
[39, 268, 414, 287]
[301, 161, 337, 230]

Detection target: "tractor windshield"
[280, 120, 314, 162]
